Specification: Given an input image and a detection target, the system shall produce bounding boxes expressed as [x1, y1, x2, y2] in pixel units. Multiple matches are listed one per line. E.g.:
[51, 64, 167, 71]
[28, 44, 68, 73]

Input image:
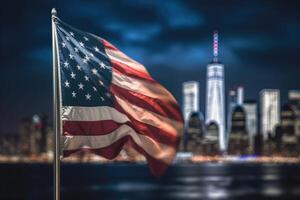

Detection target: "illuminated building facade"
[280, 104, 296, 136]
[260, 89, 280, 140]
[203, 122, 219, 155]
[244, 100, 258, 148]
[288, 90, 300, 106]
[185, 112, 205, 153]
[229, 86, 244, 107]
[228, 86, 244, 134]
[228, 106, 249, 155]
[288, 90, 300, 137]
[230, 106, 247, 134]
[206, 31, 225, 151]
[280, 104, 299, 155]
[183, 81, 199, 123]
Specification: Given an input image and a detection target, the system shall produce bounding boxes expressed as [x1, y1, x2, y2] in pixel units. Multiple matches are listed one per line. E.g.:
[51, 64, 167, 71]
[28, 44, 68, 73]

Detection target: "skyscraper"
[228, 86, 244, 133]
[183, 81, 199, 123]
[260, 89, 280, 140]
[288, 90, 300, 106]
[288, 90, 300, 137]
[228, 106, 249, 155]
[229, 86, 244, 107]
[244, 100, 258, 136]
[206, 31, 226, 151]
[244, 100, 258, 149]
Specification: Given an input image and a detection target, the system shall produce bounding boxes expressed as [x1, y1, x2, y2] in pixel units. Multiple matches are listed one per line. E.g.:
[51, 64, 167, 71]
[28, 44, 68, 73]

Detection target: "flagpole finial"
[52, 8, 57, 17]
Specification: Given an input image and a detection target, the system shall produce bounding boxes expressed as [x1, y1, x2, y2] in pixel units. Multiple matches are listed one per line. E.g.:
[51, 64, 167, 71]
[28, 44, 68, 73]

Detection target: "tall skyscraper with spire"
[206, 31, 226, 151]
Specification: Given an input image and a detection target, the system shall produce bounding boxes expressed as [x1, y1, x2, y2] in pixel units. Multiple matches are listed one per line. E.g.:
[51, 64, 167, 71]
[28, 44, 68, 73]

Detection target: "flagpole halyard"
[52, 8, 61, 200]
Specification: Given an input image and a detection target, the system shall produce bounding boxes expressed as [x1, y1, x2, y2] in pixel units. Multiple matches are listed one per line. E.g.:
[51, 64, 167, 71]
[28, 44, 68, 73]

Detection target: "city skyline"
[1, 0, 300, 133]
[1, 2, 300, 200]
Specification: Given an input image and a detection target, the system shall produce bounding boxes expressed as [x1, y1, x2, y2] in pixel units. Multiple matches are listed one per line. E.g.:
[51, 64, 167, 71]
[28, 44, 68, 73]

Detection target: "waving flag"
[54, 18, 183, 177]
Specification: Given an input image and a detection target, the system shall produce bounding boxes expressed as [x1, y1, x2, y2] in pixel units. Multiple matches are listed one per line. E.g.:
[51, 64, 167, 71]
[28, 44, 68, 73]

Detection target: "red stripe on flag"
[62, 119, 179, 146]
[110, 84, 183, 122]
[63, 135, 129, 159]
[111, 59, 154, 82]
[100, 39, 118, 51]
[63, 120, 121, 136]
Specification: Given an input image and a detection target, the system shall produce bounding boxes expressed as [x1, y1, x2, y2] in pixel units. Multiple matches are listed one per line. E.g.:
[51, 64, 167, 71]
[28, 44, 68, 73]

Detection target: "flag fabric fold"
[55, 18, 183, 177]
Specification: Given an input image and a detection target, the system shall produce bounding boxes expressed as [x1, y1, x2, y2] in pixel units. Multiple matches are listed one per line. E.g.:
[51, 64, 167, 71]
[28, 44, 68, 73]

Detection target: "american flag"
[55, 18, 183, 177]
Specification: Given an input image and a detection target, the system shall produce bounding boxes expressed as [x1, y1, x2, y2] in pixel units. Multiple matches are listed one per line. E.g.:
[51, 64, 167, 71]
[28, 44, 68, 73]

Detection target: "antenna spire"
[52, 8, 57, 17]
[213, 30, 218, 63]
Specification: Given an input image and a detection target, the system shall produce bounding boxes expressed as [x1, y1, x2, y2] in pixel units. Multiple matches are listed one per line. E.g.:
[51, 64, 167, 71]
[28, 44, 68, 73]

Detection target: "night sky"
[1, 0, 300, 134]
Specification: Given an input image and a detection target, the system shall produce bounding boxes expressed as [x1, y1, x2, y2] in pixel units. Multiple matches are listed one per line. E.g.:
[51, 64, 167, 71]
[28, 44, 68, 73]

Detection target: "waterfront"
[1, 163, 300, 200]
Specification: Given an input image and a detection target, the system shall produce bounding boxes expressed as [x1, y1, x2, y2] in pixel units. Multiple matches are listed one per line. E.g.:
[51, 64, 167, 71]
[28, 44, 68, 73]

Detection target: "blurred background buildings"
[0, 31, 299, 163]
[180, 32, 300, 159]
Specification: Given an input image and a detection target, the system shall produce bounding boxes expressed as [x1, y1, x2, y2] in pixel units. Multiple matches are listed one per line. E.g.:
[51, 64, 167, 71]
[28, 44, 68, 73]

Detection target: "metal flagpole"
[52, 8, 61, 200]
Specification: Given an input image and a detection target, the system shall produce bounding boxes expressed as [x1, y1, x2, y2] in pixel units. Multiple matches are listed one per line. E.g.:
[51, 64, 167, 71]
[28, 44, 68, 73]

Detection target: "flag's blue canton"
[56, 21, 113, 107]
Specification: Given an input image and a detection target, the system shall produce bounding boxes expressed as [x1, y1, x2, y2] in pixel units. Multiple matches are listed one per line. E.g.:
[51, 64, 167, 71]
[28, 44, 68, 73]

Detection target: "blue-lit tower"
[206, 31, 226, 151]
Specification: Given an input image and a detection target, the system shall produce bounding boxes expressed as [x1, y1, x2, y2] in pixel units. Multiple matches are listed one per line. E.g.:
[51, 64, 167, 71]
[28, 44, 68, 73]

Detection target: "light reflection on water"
[1, 163, 300, 199]
[74, 164, 300, 199]
[261, 174, 280, 181]
[261, 186, 283, 196]
[205, 186, 229, 199]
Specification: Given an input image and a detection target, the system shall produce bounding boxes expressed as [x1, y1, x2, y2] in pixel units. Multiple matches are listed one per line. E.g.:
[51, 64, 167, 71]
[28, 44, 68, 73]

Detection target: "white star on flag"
[94, 47, 99, 52]
[70, 72, 76, 79]
[92, 68, 98, 75]
[64, 61, 69, 68]
[76, 65, 81, 71]
[84, 55, 90, 61]
[85, 93, 91, 100]
[64, 80, 70, 87]
[79, 42, 84, 47]
[99, 62, 106, 69]
[78, 83, 84, 90]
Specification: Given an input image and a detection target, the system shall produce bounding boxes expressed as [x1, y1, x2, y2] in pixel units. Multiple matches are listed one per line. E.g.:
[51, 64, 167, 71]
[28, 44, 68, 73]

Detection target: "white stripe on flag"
[62, 106, 130, 122]
[112, 71, 176, 102]
[105, 48, 148, 73]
